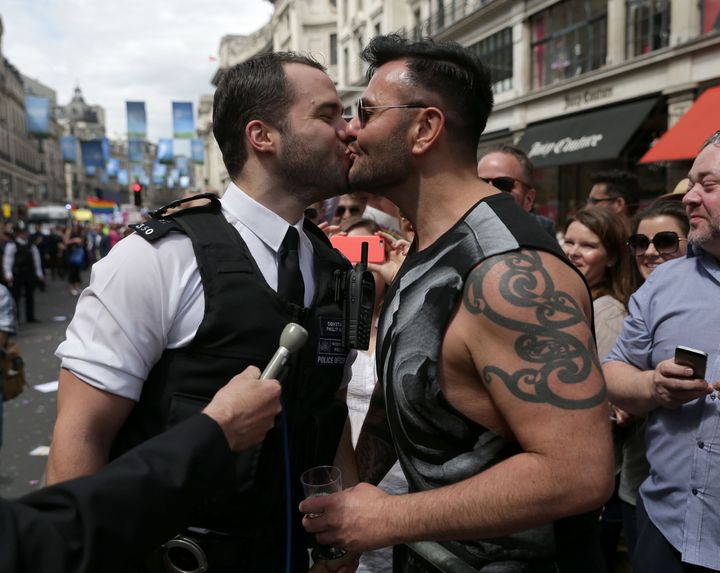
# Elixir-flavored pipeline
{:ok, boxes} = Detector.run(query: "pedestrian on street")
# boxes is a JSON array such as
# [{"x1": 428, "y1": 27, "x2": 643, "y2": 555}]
[
  {"x1": 64, "y1": 222, "x2": 85, "y2": 296},
  {"x1": 2, "y1": 227, "x2": 44, "y2": 323},
  {"x1": 0, "y1": 282, "x2": 18, "y2": 453}
]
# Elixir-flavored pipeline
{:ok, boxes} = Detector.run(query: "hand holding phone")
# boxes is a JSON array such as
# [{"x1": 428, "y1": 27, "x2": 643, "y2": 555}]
[
  {"x1": 330, "y1": 235, "x2": 385, "y2": 264},
  {"x1": 674, "y1": 345, "x2": 708, "y2": 379}
]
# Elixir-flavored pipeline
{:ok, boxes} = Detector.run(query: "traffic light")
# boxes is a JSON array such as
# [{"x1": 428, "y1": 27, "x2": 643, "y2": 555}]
[{"x1": 132, "y1": 181, "x2": 143, "y2": 207}]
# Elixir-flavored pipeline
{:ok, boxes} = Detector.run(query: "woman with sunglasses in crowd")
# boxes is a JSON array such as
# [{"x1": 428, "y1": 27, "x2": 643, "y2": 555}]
[{"x1": 611, "y1": 199, "x2": 689, "y2": 569}]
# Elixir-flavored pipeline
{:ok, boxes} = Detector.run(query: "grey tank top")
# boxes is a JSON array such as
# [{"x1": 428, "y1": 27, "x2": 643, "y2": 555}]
[{"x1": 377, "y1": 194, "x2": 596, "y2": 568}]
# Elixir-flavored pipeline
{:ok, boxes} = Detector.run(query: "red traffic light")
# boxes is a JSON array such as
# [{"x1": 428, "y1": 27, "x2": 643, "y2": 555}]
[{"x1": 132, "y1": 182, "x2": 142, "y2": 193}]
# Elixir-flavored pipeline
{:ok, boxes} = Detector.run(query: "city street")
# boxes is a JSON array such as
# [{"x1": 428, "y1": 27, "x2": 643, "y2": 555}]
[{"x1": 0, "y1": 276, "x2": 84, "y2": 499}]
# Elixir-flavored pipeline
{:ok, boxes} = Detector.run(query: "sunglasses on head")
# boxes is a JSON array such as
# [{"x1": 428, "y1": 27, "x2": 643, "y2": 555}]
[
  {"x1": 335, "y1": 205, "x2": 363, "y2": 217},
  {"x1": 356, "y1": 98, "x2": 427, "y2": 128},
  {"x1": 479, "y1": 176, "x2": 530, "y2": 193},
  {"x1": 627, "y1": 231, "x2": 687, "y2": 256}
]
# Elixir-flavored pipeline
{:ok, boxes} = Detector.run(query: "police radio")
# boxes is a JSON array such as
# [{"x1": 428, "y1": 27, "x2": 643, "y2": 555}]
[{"x1": 335, "y1": 242, "x2": 375, "y2": 351}]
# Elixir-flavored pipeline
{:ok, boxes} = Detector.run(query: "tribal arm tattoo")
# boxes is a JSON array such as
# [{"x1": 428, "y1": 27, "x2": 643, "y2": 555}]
[
  {"x1": 356, "y1": 381, "x2": 398, "y2": 484},
  {"x1": 463, "y1": 250, "x2": 605, "y2": 410}
]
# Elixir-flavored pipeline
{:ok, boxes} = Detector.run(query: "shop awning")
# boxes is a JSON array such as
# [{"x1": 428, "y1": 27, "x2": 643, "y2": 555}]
[
  {"x1": 640, "y1": 86, "x2": 720, "y2": 163},
  {"x1": 517, "y1": 98, "x2": 657, "y2": 168}
]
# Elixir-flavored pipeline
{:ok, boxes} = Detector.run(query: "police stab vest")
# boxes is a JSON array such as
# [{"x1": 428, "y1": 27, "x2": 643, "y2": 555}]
[{"x1": 111, "y1": 198, "x2": 351, "y2": 536}]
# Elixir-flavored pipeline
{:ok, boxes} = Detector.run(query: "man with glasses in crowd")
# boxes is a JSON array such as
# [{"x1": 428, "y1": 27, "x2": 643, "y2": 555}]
[
  {"x1": 302, "y1": 34, "x2": 614, "y2": 572},
  {"x1": 477, "y1": 144, "x2": 556, "y2": 237},
  {"x1": 587, "y1": 169, "x2": 639, "y2": 231},
  {"x1": 604, "y1": 130, "x2": 720, "y2": 573}
]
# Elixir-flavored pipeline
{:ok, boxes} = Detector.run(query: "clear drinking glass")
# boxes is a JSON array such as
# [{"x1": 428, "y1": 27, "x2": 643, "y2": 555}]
[{"x1": 300, "y1": 465, "x2": 347, "y2": 560}]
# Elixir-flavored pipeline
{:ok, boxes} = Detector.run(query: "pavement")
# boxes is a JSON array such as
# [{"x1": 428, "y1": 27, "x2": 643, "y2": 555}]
[{"x1": 0, "y1": 275, "x2": 86, "y2": 498}]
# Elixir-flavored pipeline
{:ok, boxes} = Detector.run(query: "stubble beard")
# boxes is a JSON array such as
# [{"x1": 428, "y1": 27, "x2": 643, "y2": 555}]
[
  {"x1": 277, "y1": 128, "x2": 349, "y2": 203},
  {"x1": 348, "y1": 124, "x2": 414, "y2": 194},
  {"x1": 688, "y1": 212, "x2": 720, "y2": 247}
]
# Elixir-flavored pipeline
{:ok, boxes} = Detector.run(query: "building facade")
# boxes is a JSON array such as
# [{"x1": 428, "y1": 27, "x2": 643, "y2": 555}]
[
  {"x1": 199, "y1": 0, "x2": 720, "y2": 223},
  {"x1": 0, "y1": 17, "x2": 60, "y2": 221},
  {"x1": 55, "y1": 85, "x2": 107, "y2": 204},
  {"x1": 415, "y1": 0, "x2": 720, "y2": 223}
]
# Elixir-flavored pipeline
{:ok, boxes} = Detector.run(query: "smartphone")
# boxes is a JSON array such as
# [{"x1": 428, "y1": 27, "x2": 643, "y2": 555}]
[
  {"x1": 674, "y1": 345, "x2": 708, "y2": 379},
  {"x1": 330, "y1": 235, "x2": 385, "y2": 264}
]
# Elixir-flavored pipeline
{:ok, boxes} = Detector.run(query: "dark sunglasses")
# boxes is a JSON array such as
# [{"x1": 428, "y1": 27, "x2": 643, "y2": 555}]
[
  {"x1": 356, "y1": 98, "x2": 427, "y2": 128},
  {"x1": 334, "y1": 205, "x2": 363, "y2": 217},
  {"x1": 627, "y1": 231, "x2": 688, "y2": 256},
  {"x1": 480, "y1": 176, "x2": 530, "y2": 193}
]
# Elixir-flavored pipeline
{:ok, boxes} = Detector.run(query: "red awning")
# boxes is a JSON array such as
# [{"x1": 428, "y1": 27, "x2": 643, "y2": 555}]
[{"x1": 640, "y1": 86, "x2": 720, "y2": 163}]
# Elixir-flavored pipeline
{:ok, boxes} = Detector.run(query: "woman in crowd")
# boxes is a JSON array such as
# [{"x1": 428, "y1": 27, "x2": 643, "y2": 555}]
[
  {"x1": 338, "y1": 217, "x2": 408, "y2": 573},
  {"x1": 562, "y1": 207, "x2": 633, "y2": 358},
  {"x1": 562, "y1": 207, "x2": 633, "y2": 571},
  {"x1": 64, "y1": 222, "x2": 85, "y2": 296},
  {"x1": 613, "y1": 199, "x2": 689, "y2": 564}
]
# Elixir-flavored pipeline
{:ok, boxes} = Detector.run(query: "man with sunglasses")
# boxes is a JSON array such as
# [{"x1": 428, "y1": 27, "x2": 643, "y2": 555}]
[
  {"x1": 302, "y1": 34, "x2": 614, "y2": 572},
  {"x1": 477, "y1": 144, "x2": 556, "y2": 238},
  {"x1": 604, "y1": 130, "x2": 720, "y2": 573},
  {"x1": 587, "y1": 170, "x2": 639, "y2": 232}
]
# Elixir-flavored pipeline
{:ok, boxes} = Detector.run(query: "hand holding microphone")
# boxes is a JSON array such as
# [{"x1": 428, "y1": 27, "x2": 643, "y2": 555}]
[{"x1": 204, "y1": 323, "x2": 308, "y2": 452}]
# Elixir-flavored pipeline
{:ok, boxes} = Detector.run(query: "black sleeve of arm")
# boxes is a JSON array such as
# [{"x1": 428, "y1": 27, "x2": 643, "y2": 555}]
[{"x1": 0, "y1": 414, "x2": 233, "y2": 573}]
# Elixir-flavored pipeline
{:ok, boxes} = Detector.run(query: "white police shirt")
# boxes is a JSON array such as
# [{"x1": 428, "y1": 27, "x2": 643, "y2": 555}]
[{"x1": 56, "y1": 183, "x2": 353, "y2": 401}]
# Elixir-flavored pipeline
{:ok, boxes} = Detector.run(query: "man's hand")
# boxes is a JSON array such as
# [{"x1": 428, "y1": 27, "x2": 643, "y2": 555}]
[
  {"x1": 649, "y1": 358, "x2": 712, "y2": 408},
  {"x1": 203, "y1": 366, "x2": 282, "y2": 452},
  {"x1": 318, "y1": 221, "x2": 342, "y2": 238},
  {"x1": 300, "y1": 483, "x2": 396, "y2": 553}
]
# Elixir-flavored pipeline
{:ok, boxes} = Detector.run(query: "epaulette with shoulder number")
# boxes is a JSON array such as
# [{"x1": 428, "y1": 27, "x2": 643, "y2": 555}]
[
  {"x1": 128, "y1": 219, "x2": 183, "y2": 242},
  {"x1": 129, "y1": 193, "x2": 222, "y2": 242}
]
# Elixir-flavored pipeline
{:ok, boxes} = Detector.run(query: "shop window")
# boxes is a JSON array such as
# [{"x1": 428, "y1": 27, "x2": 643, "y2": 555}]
[
  {"x1": 413, "y1": 9, "x2": 423, "y2": 41},
  {"x1": 626, "y1": 0, "x2": 671, "y2": 57},
  {"x1": 530, "y1": 0, "x2": 607, "y2": 90},
  {"x1": 330, "y1": 34, "x2": 338, "y2": 66},
  {"x1": 703, "y1": 0, "x2": 720, "y2": 34},
  {"x1": 468, "y1": 28, "x2": 514, "y2": 94}
]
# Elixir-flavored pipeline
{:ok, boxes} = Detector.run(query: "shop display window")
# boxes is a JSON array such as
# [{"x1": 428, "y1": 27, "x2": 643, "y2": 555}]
[
  {"x1": 530, "y1": 0, "x2": 607, "y2": 89},
  {"x1": 626, "y1": 0, "x2": 671, "y2": 57},
  {"x1": 468, "y1": 27, "x2": 514, "y2": 94},
  {"x1": 703, "y1": 0, "x2": 720, "y2": 34}
]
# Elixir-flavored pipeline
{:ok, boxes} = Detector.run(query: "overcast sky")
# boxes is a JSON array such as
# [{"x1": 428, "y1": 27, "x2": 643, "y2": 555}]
[{"x1": 1, "y1": 0, "x2": 274, "y2": 142}]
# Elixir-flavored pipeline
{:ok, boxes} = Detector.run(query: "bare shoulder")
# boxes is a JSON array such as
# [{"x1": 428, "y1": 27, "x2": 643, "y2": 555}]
[{"x1": 458, "y1": 248, "x2": 604, "y2": 412}]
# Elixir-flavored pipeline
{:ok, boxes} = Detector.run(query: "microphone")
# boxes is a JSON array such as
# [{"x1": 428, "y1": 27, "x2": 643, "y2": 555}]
[
  {"x1": 261, "y1": 323, "x2": 309, "y2": 379},
  {"x1": 235, "y1": 322, "x2": 308, "y2": 494}
]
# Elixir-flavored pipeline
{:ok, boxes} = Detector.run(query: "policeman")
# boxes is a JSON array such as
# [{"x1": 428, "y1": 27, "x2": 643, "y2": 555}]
[
  {"x1": 47, "y1": 52, "x2": 354, "y2": 572},
  {"x1": 2, "y1": 227, "x2": 44, "y2": 323}
]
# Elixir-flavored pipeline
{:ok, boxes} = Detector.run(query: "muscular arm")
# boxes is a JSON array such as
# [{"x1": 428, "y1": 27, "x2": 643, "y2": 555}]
[
  {"x1": 46, "y1": 369, "x2": 135, "y2": 484},
  {"x1": 303, "y1": 250, "x2": 614, "y2": 551},
  {"x1": 394, "y1": 251, "x2": 613, "y2": 541},
  {"x1": 355, "y1": 381, "x2": 397, "y2": 484}
]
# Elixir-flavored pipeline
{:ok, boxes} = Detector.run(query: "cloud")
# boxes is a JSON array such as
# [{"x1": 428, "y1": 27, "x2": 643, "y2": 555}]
[{"x1": 1, "y1": 0, "x2": 273, "y2": 142}]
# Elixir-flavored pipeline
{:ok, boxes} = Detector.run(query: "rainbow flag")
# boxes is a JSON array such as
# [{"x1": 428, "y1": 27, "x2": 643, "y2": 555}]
[{"x1": 87, "y1": 197, "x2": 116, "y2": 215}]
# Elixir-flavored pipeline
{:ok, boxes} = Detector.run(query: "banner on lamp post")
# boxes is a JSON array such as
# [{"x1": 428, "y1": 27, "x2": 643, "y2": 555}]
[
  {"x1": 172, "y1": 101, "x2": 194, "y2": 139},
  {"x1": 126, "y1": 101, "x2": 147, "y2": 139},
  {"x1": 25, "y1": 96, "x2": 50, "y2": 137}
]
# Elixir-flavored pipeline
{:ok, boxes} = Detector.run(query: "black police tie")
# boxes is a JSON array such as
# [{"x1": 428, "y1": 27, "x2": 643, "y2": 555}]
[{"x1": 277, "y1": 226, "x2": 305, "y2": 306}]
